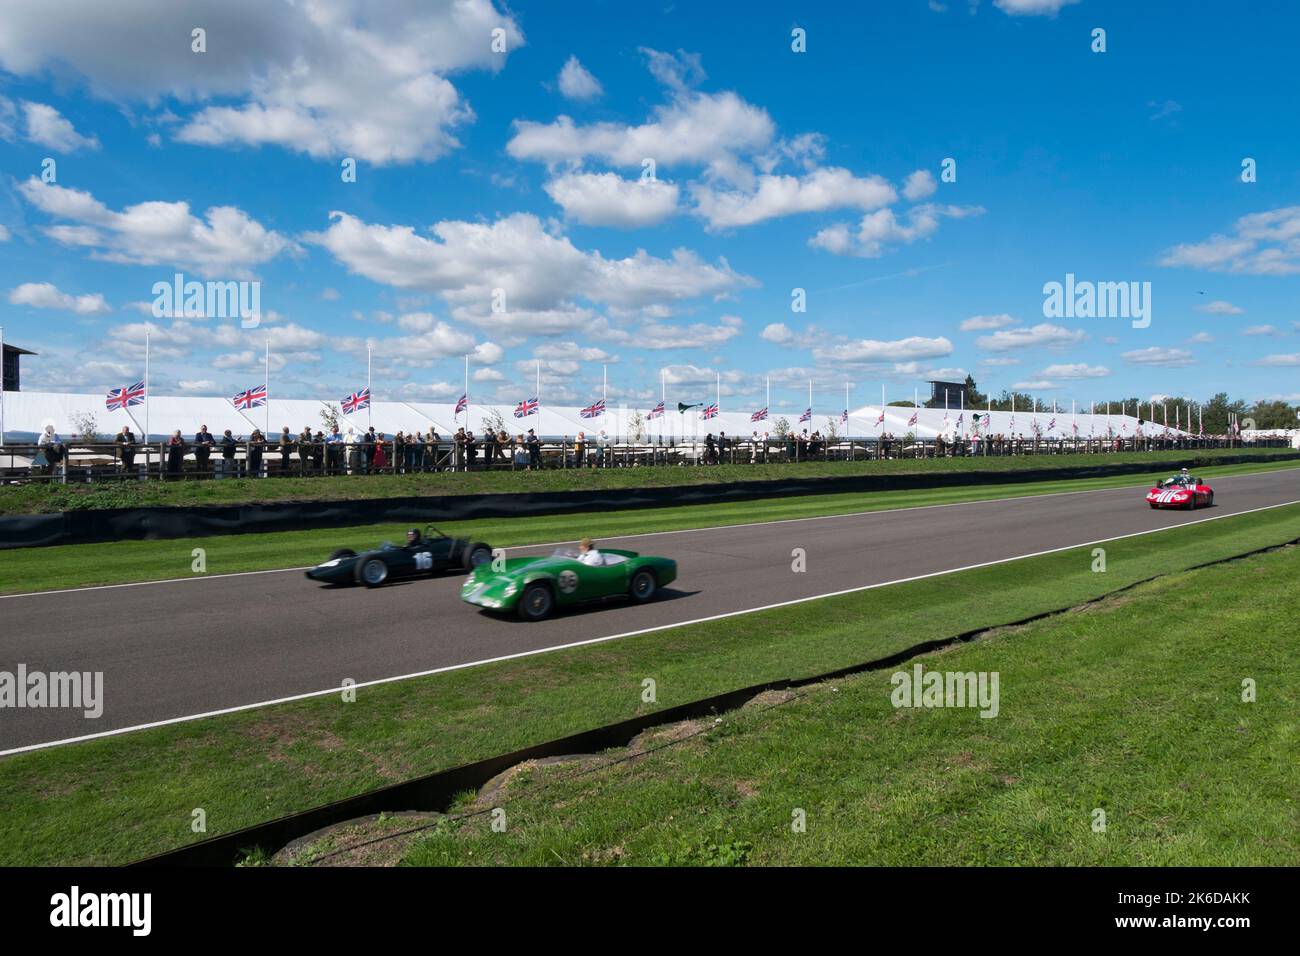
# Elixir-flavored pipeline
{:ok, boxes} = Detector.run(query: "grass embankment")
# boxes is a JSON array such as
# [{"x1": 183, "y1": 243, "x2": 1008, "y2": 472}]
[
  {"x1": 0, "y1": 447, "x2": 1290, "y2": 516},
  {"x1": 2, "y1": 456, "x2": 1296, "y2": 595},
  {"x1": 1, "y1": 500, "x2": 1297, "y2": 866},
  {"x1": 402, "y1": 539, "x2": 1300, "y2": 867}
]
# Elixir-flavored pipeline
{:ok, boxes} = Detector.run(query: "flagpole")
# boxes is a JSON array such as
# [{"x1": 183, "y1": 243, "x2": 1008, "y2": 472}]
[
  {"x1": 264, "y1": 338, "x2": 270, "y2": 435},
  {"x1": 715, "y1": 371, "x2": 720, "y2": 417},
  {"x1": 144, "y1": 330, "x2": 151, "y2": 442},
  {"x1": 366, "y1": 345, "x2": 372, "y2": 429},
  {"x1": 536, "y1": 360, "x2": 541, "y2": 431}
]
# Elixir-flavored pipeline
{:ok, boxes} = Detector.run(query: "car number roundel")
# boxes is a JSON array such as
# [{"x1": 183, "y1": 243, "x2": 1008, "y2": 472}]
[{"x1": 558, "y1": 569, "x2": 579, "y2": 593}]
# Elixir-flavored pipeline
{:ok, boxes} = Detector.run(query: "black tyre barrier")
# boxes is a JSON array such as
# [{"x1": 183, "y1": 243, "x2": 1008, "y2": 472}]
[
  {"x1": 132, "y1": 532, "x2": 1300, "y2": 867},
  {"x1": 6, "y1": 452, "x2": 1298, "y2": 550}
]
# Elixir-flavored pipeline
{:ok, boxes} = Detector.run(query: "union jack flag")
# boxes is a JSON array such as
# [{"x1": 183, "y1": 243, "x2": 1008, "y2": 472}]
[
  {"x1": 580, "y1": 398, "x2": 606, "y2": 419},
  {"x1": 454, "y1": 394, "x2": 467, "y2": 415},
  {"x1": 875, "y1": 409, "x2": 885, "y2": 427},
  {"x1": 514, "y1": 396, "x2": 539, "y2": 418},
  {"x1": 907, "y1": 410, "x2": 918, "y2": 427},
  {"x1": 231, "y1": 384, "x2": 267, "y2": 410},
  {"x1": 106, "y1": 381, "x2": 146, "y2": 411},
  {"x1": 1046, "y1": 417, "x2": 1056, "y2": 433},
  {"x1": 840, "y1": 409, "x2": 848, "y2": 425},
  {"x1": 702, "y1": 403, "x2": 719, "y2": 420},
  {"x1": 799, "y1": 407, "x2": 812, "y2": 423},
  {"x1": 955, "y1": 412, "x2": 964, "y2": 428},
  {"x1": 341, "y1": 386, "x2": 371, "y2": 415},
  {"x1": 648, "y1": 401, "x2": 665, "y2": 420},
  {"x1": 1008, "y1": 415, "x2": 1015, "y2": 432},
  {"x1": 751, "y1": 406, "x2": 768, "y2": 423}
]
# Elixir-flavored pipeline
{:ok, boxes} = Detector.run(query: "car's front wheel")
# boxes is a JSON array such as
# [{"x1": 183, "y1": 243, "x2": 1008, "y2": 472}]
[
  {"x1": 464, "y1": 542, "x2": 492, "y2": 571},
  {"x1": 358, "y1": 557, "x2": 389, "y2": 588},
  {"x1": 518, "y1": 583, "x2": 553, "y2": 620},
  {"x1": 629, "y1": 569, "x2": 657, "y2": 603}
]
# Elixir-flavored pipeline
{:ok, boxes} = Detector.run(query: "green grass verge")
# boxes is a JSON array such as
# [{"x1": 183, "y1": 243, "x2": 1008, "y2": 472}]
[
  {"x1": 2, "y1": 500, "x2": 1298, "y2": 866},
  {"x1": 1, "y1": 447, "x2": 1290, "y2": 516},
  {"x1": 403, "y1": 541, "x2": 1300, "y2": 866},
  {"x1": 4, "y1": 457, "x2": 1298, "y2": 595}
]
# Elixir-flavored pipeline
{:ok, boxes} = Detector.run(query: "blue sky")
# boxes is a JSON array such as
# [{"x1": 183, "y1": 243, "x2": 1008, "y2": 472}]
[{"x1": 1, "y1": 0, "x2": 1297, "y2": 416}]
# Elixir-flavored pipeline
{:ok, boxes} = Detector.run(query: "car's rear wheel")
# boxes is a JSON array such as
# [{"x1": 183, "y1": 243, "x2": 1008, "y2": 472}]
[
  {"x1": 629, "y1": 569, "x2": 657, "y2": 603},
  {"x1": 358, "y1": 558, "x2": 389, "y2": 588},
  {"x1": 464, "y1": 542, "x2": 492, "y2": 571},
  {"x1": 328, "y1": 548, "x2": 356, "y2": 561},
  {"x1": 518, "y1": 583, "x2": 553, "y2": 620}
]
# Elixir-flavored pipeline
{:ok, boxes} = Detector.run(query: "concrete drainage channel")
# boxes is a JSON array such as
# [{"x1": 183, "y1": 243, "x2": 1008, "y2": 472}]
[{"x1": 132, "y1": 535, "x2": 1299, "y2": 867}]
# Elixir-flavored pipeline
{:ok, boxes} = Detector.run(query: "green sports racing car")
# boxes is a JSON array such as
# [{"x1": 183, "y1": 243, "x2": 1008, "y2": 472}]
[{"x1": 461, "y1": 547, "x2": 678, "y2": 620}]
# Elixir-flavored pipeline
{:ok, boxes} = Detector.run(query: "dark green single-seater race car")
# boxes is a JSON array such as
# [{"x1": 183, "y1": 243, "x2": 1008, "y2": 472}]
[
  {"x1": 461, "y1": 547, "x2": 677, "y2": 620},
  {"x1": 307, "y1": 527, "x2": 493, "y2": 588}
]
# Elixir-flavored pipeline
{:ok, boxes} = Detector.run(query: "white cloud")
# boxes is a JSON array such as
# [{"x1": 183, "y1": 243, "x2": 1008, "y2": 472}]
[
  {"x1": 1187, "y1": 332, "x2": 1214, "y2": 344},
  {"x1": 979, "y1": 357, "x2": 1021, "y2": 366},
  {"x1": 637, "y1": 315, "x2": 744, "y2": 350},
  {"x1": 810, "y1": 203, "x2": 984, "y2": 258},
  {"x1": 1255, "y1": 353, "x2": 1300, "y2": 367},
  {"x1": 507, "y1": 90, "x2": 775, "y2": 182},
  {"x1": 1196, "y1": 299, "x2": 1243, "y2": 315},
  {"x1": 306, "y1": 211, "x2": 754, "y2": 331},
  {"x1": 544, "y1": 172, "x2": 680, "y2": 228},
  {"x1": 0, "y1": 224, "x2": 9, "y2": 242},
  {"x1": 1039, "y1": 363, "x2": 1109, "y2": 379},
  {"x1": 960, "y1": 313, "x2": 1017, "y2": 332},
  {"x1": 977, "y1": 323, "x2": 1085, "y2": 352},
  {"x1": 1159, "y1": 206, "x2": 1300, "y2": 276},
  {"x1": 8, "y1": 281, "x2": 110, "y2": 315},
  {"x1": 813, "y1": 335, "x2": 953, "y2": 365},
  {"x1": 902, "y1": 169, "x2": 937, "y2": 202},
  {"x1": 640, "y1": 48, "x2": 707, "y2": 93},
  {"x1": 0, "y1": 0, "x2": 524, "y2": 166},
  {"x1": 473, "y1": 367, "x2": 505, "y2": 382},
  {"x1": 533, "y1": 342, "x2": 617, "y2": 363},
  {"x1": 994, "y1": 0, "x2": 1080, "y2": 15},
  {"x1": 19, "y1": 178, "x2": 295, "y2": 278},
  {"x1": 21, "y1": 101, "x2": 99, "y2": 152},
  {"x1": 692, "y1": 167, "x2": 896, "y2": 230},
  {"x1": 1243, "y1": 325, "x2": 1281, "y2": 336},
  {"x1": 1011, "y1": 379, "x2": 1059, "y2": 390},
  {"x1": 1121, "y1": 347, "x2": 1196, "y2": 368},
  {"x1": 178, "y1": 379, "x2": 218, "y2": 393},
  {"x1": 557, "y1": 55, "x2": 602, "y2": 101}
]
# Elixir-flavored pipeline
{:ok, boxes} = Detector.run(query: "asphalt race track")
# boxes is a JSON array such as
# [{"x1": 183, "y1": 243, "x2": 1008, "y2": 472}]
[{"x1": 2, "y1": 468, "x2": 1297, "y2": 754}]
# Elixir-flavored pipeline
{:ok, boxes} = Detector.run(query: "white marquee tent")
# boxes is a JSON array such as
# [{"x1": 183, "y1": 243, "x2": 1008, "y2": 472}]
[{"x1": 0, "y1": 389, "x2": 1199, "y2": 443}]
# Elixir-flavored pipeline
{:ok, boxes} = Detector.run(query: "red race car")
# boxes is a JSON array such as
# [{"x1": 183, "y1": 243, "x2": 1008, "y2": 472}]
[{"x1": 1146, "y1": 471, "x2": 1214, "y2": 510}]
